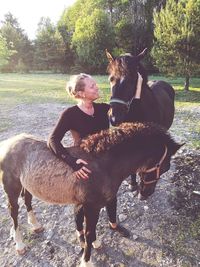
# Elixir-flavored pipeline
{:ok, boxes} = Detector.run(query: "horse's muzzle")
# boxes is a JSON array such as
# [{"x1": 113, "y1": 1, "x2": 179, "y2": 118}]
[{"x1": 109, "y1": 115, "x2": 122, "y2": 126}]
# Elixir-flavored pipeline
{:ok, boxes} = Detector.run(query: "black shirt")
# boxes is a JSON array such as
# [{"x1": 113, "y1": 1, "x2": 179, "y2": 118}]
[{"x1": 48, "y1": 102, "x2": 110, "y2": 158}]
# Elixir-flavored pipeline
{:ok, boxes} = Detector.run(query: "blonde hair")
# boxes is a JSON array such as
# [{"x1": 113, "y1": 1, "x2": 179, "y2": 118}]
[{"x1": 66, "y1": 73, "x2": 91, "y2": 98}]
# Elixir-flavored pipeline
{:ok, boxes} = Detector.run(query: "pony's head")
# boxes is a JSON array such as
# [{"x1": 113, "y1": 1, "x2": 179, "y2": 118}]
[
  {"x1": 106, "y1": 48, "x2": 147, "y2": 126},
  {"x1": 137, "y1": 139, "x2": 183, "y2": 200}
]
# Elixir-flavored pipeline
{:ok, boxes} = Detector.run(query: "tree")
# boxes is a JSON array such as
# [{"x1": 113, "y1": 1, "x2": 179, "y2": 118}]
[
  {"x1": 72, "y1": 9, "x2": 114, "y2": 73},
  {"x1": 0, "y1": 12, "x2": 33, "y2": 72},
  {"x1": 34, "y1": 17, "x2": 66, "y2": 72},
  {"x1": 0, "y1": 34, "x2": 15, "y2": 67},
  {"x1": 152, "y1": 0, "x2": 200, "y2": 90},
  {"x1": 57, "y1": 0, "x2": 170, "y2": 73}
]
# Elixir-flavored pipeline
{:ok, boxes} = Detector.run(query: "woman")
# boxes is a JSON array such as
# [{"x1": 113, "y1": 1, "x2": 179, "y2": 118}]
[{"x1": 47, "y1": 73, "x2": 129, "y2": 247}]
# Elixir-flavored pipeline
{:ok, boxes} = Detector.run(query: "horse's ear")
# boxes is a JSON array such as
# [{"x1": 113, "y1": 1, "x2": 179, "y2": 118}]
[
  {"x1": 106, "y1": 49, "x2": 114, "y2": 63},
  {"x1": 136, "y1": 48, "x2": 147, "y2": 61}
]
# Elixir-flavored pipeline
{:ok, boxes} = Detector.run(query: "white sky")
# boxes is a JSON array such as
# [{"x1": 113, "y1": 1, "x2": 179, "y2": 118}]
[{"x1": 0, "y1": 0, "x2": 76, "y2": 40}]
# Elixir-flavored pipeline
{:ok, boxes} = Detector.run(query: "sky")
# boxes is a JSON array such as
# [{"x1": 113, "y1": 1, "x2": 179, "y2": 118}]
[{"x1": 0, "y1": 0, "x2": 76, "y2": 40}]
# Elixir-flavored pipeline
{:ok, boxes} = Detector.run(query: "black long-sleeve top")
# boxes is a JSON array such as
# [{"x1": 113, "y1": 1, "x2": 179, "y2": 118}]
[{"x1": 47, "y1": 103, "x2": 110, "y2": 160}]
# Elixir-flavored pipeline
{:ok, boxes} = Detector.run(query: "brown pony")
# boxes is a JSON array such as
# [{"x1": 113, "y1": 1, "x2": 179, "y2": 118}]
[{"x1": 0, "y1": 122, "x2": 181, "y2": 266}]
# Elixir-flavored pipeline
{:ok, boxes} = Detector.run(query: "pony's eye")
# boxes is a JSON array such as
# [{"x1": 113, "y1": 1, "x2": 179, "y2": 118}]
[{"x1": 109, "y1": 76, "x2": 115, "y2": 83}]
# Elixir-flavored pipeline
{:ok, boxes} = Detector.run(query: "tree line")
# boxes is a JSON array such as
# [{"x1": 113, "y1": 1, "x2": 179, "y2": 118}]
[{"x1": 0, "y1": 0, "x2": 200, "y2": 89}]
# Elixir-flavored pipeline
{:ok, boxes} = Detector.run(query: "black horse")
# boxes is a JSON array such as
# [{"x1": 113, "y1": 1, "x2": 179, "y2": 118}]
[
  {"x1": 106, "y1": 49, "x2": 175, "y2": 190},
  {"x1": 0, "y1": 122, "x2": 181, "y2": 266}
]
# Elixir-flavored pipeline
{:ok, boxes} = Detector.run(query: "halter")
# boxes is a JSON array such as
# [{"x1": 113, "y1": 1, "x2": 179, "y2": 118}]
[
  {"x1": 110, "y1": 98, "x2": 134, "y2": 111},
  {"x1": 109, "y1": 72, "x2": 143, "y2": 112},
  {"x1": 139, "y1": 146, "x2": 168, "y2": 185}
]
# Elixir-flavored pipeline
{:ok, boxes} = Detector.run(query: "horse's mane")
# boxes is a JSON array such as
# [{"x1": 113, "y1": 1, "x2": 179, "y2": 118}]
[
  {"x1": 107, "y1": 54, "x2": 148, "y2": 84},
  {"x1": 80, "y1": 122, "x2": 174, "y2": 154}
]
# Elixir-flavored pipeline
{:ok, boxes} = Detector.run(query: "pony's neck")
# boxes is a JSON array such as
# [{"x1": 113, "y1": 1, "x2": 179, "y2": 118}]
[{"x1": 104, "y1": 147, "x2": 147, "y2": 184}]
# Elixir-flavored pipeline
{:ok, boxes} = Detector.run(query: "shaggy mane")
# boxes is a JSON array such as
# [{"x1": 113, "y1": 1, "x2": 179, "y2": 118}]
[{"x1": 80, "y1": 122, "x2": 169, "y2": 154}]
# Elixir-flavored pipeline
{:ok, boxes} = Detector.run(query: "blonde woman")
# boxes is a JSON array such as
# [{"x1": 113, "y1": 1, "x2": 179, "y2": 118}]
[{"x1": 47, "y1": 73, "x2": 129, "y2": 247}]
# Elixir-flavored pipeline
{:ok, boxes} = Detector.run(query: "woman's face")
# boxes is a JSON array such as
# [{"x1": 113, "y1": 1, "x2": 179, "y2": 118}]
[{"x1": 81, "y1": 77, "x2": 99, "y2": 101}]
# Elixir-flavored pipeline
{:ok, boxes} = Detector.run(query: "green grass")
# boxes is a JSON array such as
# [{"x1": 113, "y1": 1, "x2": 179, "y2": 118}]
[
  {"x1": 149, "y1": 75, "x2": 200, "y2": 107},
  {"x1": 0, "y1": 73, "x2": 199, "y2": 107}
]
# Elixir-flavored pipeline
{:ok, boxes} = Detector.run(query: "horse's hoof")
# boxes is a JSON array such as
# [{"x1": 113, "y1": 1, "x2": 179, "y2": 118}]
[
  {"x1": 33, "y1": 226, "x2": 44, "y2": 233},
  {"x1": 92, "y1": 240, "x2": 102, "y2": 249}
]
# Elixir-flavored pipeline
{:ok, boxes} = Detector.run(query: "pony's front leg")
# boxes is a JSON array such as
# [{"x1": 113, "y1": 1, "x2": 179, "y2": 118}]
[
  {"x1": 24, "y1": 189, "x2": 44, "y2": 233},
  {"x1": 27, "y1": 210, "x2": 44, "y2": 233},
  {"x1": 80, "y1": 205, "x2": 100, "y2": 267}
]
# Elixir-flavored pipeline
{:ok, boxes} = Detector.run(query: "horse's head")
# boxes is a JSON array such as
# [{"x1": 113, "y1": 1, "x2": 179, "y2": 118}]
[
  {"x1": 106, "y1": 48, "x2": 147, "y2": 126},
  {"x1": 137, "y1": 141, "x2": 183, "y2": 200}
]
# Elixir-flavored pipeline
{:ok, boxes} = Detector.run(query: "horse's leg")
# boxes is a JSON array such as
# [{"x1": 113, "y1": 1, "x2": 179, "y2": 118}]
[
  {"x1": 129, "y1": 174, "x2": 138, "y2": 192},
  {"x1": 24, "y1": 189, "x2": 44, "y2": 233},
  {"x1": 80, "y1": 205, "x2": 100, "y2": 267},
  {"x1": 3, "y1": 176, "x2": 26, "y2": 255}
]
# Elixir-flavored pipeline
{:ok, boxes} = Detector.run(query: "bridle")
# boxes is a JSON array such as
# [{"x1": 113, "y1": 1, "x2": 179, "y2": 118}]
[
  {"x1": 109, "y1": 72, "x2": 142, "y2": 112},
  {"x1": 139, "y1": 146, "x2": 168, "y2": 185},
  {"x1": 110, "y1": 97, "x2": 134, "y2": 112}
]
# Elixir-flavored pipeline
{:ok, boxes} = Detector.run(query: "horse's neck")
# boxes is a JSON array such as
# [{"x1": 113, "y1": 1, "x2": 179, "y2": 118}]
[
  {"x1": 141, "y1": 83, "x2": 154, "y2": 101},
  {"x1": 127, "y1": 83, "x2": 158, "y2": 122}
]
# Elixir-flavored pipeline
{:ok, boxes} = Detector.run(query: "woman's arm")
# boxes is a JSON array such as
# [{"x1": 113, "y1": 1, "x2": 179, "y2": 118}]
[{"x1": 47, "y1": 109, "x2": 91, "y2": 178}]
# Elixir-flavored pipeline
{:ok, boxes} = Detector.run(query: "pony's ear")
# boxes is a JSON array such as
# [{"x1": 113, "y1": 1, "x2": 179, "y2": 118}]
[
  {"x1": 106, "y1": 49, "x2": 114, "y2": 63},
  {"x1": 171, "y1": 142, "x2": 184, "y2": 155},
  {"x1": 136, "y1": 48, "x2": 147, "y2": 61}
]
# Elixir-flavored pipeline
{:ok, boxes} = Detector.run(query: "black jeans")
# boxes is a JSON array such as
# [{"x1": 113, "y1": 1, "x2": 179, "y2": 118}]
[{"x1": 74, "y1": 197, "x2": 117, "y2": 231}]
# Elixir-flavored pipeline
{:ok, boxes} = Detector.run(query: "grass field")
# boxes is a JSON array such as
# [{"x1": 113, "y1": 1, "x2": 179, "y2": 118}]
[{"x1": 0, "y1": 73, "x2": 200, "y2": 107}]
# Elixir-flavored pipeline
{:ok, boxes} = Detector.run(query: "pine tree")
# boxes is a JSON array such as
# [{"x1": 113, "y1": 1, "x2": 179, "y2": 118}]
[{"x1": 152, "y1": 0, "x2": 200, "y2": 90}]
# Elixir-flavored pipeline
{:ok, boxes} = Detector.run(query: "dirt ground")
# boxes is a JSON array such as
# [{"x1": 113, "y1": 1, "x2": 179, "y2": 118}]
[{"x1": 0, "y1": 103, "x2": 200, "y2": 267}]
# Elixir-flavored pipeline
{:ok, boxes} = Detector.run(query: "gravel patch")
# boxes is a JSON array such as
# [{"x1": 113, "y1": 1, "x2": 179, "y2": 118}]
[{"x1": 0, "y1": 103, "x2": 199, "y2": 267}]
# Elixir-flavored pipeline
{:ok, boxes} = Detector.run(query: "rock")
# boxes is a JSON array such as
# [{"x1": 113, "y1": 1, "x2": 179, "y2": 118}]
[
  {"x1": 119, "y1": 214, "x2": 127, "y2": 222},
  {"x1": 132, "y1": 234, "x2": 139, "y2": 240}
]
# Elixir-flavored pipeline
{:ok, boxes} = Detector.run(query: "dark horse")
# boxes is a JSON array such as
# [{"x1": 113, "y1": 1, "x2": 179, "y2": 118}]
[
  {"x1": 106, "y1": 49, "x2": 175, "y2": 190},
  {"x1": 0, "y1": 122, "x2": 181, "y2": 266}
]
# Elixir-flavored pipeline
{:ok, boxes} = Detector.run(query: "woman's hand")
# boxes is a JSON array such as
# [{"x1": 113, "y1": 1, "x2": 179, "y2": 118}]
[{"x1": 75, "y1": 159, "x2": 91, "y2": 180}]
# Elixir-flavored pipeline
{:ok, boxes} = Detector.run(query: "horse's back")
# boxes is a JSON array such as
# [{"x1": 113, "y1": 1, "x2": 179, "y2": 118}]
[
  {"x1": 148, "y1": 80, "x2": 175, "y2": 101},
  {"x1": 146, "y1": 80, "x2": 175, "y2": 129}
]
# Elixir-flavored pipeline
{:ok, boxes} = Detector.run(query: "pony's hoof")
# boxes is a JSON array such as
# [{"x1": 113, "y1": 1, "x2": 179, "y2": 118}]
[
  {"x1": 17, "y1": 247, "x2": 26, "y2": 255},
  {"x1": 16, "y1": 243, "x2": 26, "y2": 255},
  {"x1": 80, "y1": 258, "x2": 94, "y2": 267},
  {"x1": 77, "y1": 233, "x2": 85, "y2": 248},
  {"x1": 33, "y1": 226, "x2": 44, "y2": 233},
  {"x1": 92, "y1": 240, "x2": 102, "y2": 249}
]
